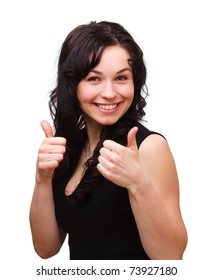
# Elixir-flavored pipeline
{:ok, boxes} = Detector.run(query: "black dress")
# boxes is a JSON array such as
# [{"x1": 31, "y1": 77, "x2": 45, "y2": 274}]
[{"x1": 53, "y1": 123, "x2": 159, "y2": 260}]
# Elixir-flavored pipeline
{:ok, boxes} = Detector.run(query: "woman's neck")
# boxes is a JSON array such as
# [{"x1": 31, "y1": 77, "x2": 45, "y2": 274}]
[{"x1": 85, "y1": 123, "x2": 103, "y2": 156}]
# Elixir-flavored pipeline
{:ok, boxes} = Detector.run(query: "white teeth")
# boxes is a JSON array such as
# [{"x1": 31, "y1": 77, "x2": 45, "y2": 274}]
[{"x1": 96, "y1": 104, "x2": 118, "y2": 110}]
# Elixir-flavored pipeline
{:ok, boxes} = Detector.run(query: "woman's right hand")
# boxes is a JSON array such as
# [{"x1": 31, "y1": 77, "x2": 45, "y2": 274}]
[{"x1": 36, "y1": 120, "x2": 67, "y2": 181}]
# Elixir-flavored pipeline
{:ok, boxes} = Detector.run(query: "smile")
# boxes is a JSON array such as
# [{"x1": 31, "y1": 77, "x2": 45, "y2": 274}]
[{"x1": 95, "y1": 103, "x2": 119, "y2": 110}]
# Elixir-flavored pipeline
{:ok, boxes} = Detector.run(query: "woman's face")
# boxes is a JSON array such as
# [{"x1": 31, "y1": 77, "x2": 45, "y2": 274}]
[{"x1": 77, "y1": 45, "x2": 134, "y2": 130}]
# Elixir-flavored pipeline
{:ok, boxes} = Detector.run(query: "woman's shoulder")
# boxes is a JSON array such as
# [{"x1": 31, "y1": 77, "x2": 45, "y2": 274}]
[
  {"x1": 136, "y1": 122, "x2": 165, "y2": 146},
  {"x1": 137, "y1": 123, "x2": 174, "y2": 173}
]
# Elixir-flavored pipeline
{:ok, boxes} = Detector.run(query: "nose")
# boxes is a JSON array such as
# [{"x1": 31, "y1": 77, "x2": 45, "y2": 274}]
[{"x1": 100, "y1": 81, "x2": 117, "y2": 99}]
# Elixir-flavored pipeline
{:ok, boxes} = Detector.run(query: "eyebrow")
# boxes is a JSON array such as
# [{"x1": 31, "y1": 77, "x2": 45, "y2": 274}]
[{"x1": 90, "y1": 67, "x2": 132, "y2": 74}]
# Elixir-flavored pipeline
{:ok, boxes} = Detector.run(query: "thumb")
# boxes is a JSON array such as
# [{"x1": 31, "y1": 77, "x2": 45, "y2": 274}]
[
  {"x1": 40, "y1": 120, "x2": 54, "y2": 138},
  {"x1": 127, "y1": 127, "x2": 138, "y2": 150}
]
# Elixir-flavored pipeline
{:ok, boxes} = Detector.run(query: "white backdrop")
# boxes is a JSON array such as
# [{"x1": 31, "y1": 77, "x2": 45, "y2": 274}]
[{"x1": 0, "y1": 0, "x2": 212, "y2": 279}]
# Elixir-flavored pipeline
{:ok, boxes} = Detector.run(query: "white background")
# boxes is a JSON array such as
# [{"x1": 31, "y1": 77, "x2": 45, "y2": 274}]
[{"x1": 0, "y1": 0, "x2": 212, "y2": 278}]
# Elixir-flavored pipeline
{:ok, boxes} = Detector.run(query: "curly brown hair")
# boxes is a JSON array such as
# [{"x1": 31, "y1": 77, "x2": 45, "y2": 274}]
[{"x1": 50, "y1": 21, "x2": 148, "y2": 200}]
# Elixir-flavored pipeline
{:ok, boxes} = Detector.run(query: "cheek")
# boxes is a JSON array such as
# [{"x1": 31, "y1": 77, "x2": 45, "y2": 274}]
[
  {"x1": 123, "y1": 85, "x2": 134, "y2": 102},
  {"x1": 77, "y1": 87, "x2": 90, "y2": 104},
  {"x1": 77, "y1": 83, "x2": 98, "y2": 103}
]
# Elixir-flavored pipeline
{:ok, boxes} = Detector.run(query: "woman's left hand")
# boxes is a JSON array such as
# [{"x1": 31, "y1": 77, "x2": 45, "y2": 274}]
[{"x1": 97, "y1": 127, "x2": 143, "y2": 189}]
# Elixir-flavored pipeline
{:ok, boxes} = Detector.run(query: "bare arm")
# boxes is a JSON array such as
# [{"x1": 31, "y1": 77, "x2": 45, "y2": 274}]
[
  {"x1": 128, "y1": 134, "x2": 187, "y2": 259},
  {"x1": 29, "y1": 121, "x2": 67, "y2": 259},
  {"x1": 30, "y1": 178, "x2": 66, "y2": 258},
  {"x1": 97, "y1": 128, "x2": 187, "y2": 259}
]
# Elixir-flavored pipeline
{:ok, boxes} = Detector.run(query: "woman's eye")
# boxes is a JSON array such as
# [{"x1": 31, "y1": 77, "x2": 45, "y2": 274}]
[
  {"x1": 88, "y1": 76, "x2": 99, "y2": 82},
  {"x1": 117, "y1": 76, "x2": 127, "y2": 81}
]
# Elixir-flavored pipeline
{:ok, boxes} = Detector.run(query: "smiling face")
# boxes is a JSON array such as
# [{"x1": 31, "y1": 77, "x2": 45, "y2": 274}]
[{"x1": 77, "y1": 45, "x2": 134, "y2": 131}]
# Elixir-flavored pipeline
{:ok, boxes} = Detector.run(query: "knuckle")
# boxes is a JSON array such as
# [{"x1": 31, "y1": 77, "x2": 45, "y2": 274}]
[
  {"x1": 115, "y1": 146, "x2": 122, "y2": 155},
  {"x1": 58, "y1": 154, "x2": 64, "y2": 162},
  {"x1": 42, "y1": 138, "x2": 51, "y2": 144},
  {"x1": 106, "y1": 170, "x2": 113, "y2": 180},
  {"x1": 99, "y1": 147, "x2": 104, "y2": 154},
  {"x1": 52, "y1": 160, "x2": 59, "y2": 168},
  {"x1": 103, "y1": 140, "x2": 110, "y2": 147},
  {"x1": 98, "y1": 155, "x2": 101, "y2": 162},
  {"x1": 38, "y1": 143, "x2": 50, "y2": 154},
  {"x1": 37, "y1": 154, "x2": 43, "y2": 161},
  {"x1": 38, "y1": 146, "x2": 45, "y2": 154},
  {"x1": 110, "y1": 163, "x2": 117, "y2": 171},
  {"x1": 37, "y1": 161, "x2": 46, "y2": 171},
  {"x1": 56, "y1": 137, "x2": 66, "y2": 145}
]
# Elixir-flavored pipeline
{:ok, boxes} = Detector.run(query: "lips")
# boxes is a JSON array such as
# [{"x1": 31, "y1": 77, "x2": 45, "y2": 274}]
[{"x1": 95, "y1": 103, "x2": 119, "y2": 110}]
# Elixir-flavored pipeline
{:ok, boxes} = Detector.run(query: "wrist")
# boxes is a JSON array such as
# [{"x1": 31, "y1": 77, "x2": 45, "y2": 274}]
[
  {"x1": 35, "y1": 172, "x2": 53, "y2": 186},
  {"x1": 127, "y1": 175, "x2": 153, "y2": 201}
]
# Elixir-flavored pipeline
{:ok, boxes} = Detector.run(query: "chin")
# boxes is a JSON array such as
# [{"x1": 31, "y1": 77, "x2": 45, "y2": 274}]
[{"x1": 98, "y1": 118, "x2": 120, "y2": 126}]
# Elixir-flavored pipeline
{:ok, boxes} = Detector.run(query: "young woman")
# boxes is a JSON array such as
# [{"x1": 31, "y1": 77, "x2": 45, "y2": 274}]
[{"x1": 30, "y1": 21, "x2": 187, "y2": 260}]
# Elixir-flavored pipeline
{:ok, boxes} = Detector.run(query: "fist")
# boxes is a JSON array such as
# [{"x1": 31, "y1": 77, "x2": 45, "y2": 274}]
[
  {"x1": 97, "y1": 127, "x2": 140, "y2": 188},
  {"x1": 36, "y1": 120, "x2": 66, "y2": 179}
]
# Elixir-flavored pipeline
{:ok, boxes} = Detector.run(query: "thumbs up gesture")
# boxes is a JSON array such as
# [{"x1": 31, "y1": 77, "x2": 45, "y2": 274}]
[
  {"x1": 36, "y1": 120, "x2": 67, "y2": 181},
  {"x1": 97, "y1": 127, "x2": 142, "y2": 189}
]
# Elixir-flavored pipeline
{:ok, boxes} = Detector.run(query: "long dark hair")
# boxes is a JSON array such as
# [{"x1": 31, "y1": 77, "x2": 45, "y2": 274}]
[{"x1": 50, "y1": 21, "x2": 147, "y2": 200}]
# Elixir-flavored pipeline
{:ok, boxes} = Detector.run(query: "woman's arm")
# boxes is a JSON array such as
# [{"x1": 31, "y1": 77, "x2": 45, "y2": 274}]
[
  {"x1": 128, "y1": 134, "x2": 187, "y2": 259},
  {"x1": 29, "y1": 120, "x2": 67, "y2": 259},
  {"x1": 97, "y1": 128, "x2": 187, "y2": 259},
  {"x1": 30, "y1": 177, "x2": 66, "y2": 258}
]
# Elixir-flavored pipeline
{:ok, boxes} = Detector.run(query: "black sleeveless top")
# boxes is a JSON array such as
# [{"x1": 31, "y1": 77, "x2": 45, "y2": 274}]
[{"x1": 53, "y1": 123, "x2": 157, "y2": 260}]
